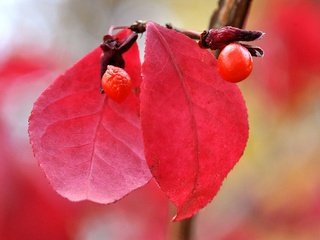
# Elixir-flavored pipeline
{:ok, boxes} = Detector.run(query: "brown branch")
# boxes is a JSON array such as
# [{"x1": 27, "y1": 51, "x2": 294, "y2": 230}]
[
  {"x1": 169, "y1": 217, "x2": 195, "y2": 240},
  {"x1": 209, "y1": 0, "x2": 253, "y2": 28}
]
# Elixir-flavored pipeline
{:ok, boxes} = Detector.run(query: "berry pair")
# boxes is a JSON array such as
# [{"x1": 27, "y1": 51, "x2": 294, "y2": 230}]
[
  {"x1": 100, "y1": 24, "x2": 263, "y2": 103},
  {"x1": 102, "y1": 43, "x2": 253, "y2": 104},
  {"x1": 102, "y1": 43, "x2": 254, "y2": 103}
]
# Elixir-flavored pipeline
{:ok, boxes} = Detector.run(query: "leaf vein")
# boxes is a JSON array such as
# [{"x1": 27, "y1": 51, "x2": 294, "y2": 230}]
[{"x1": 152, "y1": 25, "x2": 200, "y2": 204}]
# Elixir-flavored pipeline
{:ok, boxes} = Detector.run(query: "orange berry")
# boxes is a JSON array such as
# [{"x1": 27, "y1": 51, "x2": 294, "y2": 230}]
[
  {"x1": 217, "y1": 43, "x2": 253, "y2": 83},
  {"x1": 101, "y1": 65, "x2": 132, "y2": 103}
]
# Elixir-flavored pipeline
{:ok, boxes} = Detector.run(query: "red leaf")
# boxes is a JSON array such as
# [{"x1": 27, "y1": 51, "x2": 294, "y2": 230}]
[
  {"x1": 28, "y1": 31, "x2": 151, "y2": 203},
  {"x1": 140, "y1": 22, "x2": 249, "y2": 220}
]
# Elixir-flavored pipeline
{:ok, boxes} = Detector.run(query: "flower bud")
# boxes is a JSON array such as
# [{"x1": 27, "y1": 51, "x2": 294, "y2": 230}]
[{"x1": 199, "y1": 26, "x2": 264, "y2": 50}]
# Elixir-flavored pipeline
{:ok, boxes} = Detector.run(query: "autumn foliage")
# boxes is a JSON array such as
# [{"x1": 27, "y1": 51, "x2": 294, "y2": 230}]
[{"x1": 28, "y1": 22, "x2": 249, "y2": 220}]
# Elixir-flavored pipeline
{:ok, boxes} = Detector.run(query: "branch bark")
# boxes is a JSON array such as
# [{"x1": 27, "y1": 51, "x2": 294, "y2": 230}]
[{"x1": 209, "y1": 0, "x2": 253, "y2": 28}]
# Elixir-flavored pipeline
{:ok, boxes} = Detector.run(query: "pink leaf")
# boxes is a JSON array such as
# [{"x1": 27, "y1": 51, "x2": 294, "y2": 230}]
[
  {"x1": 140, "y1": 22, "x2": 249, "y2": 221},
  {"x1": 29, "y1": 31, "x2": 151, "y2": 203}
]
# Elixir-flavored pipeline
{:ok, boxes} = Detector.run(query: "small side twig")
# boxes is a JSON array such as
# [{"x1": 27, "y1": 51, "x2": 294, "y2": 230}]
[{"x1": 165, "y1": 23, "x2": 201, "y2": 40}]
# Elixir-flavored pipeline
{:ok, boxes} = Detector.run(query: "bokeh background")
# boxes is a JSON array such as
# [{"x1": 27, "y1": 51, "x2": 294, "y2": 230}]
[{"x1": 1, "y1": 0, "x2": 320, "y2": 239}]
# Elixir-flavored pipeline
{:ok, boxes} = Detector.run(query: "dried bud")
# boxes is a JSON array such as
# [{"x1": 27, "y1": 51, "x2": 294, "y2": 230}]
[
  {"x1": 100, "y1": 36, "x2": 124, "y2": 78},
  {"x1": 199, "y1": 26, "x2": 264, "y2": 50},
  {"x1": 100, "y1": 32, "x2": 138, "y2": 78}
]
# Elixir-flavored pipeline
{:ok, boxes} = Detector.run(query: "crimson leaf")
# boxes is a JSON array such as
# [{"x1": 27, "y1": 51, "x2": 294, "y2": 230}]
[
  {"x1": 29, "y1": 31, "x2": 151, "y2": 203},
  {"x1": 141, "y1": 22, "x2": 249, "y2": 221}
]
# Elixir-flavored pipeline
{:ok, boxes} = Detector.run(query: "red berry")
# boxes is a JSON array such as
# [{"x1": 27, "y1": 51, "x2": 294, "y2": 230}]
[
  {"x1": 101, "y1": 65, "x2": 132, "y2": 103},
  {"x1": 217, "y1": 43, "x2": 253, "y2": 83}
]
